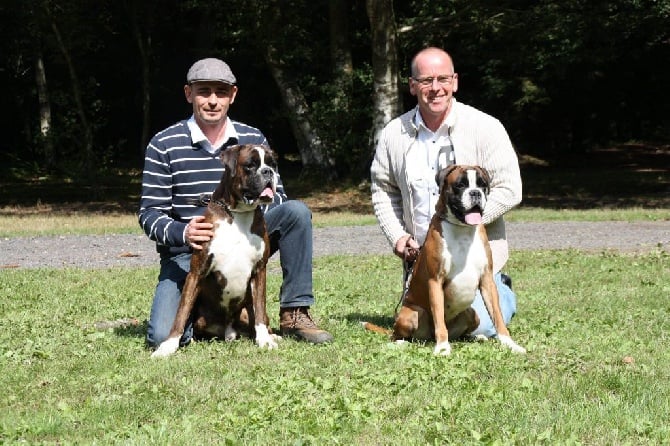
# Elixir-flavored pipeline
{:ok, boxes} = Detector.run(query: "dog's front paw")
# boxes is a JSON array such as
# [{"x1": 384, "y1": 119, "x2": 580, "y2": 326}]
[
  {"x1": 255, "y1": 324, "x2": 279, "y2": 350},
  {"x1": 498, "y1": 335, "x2": 526, "y2": 354},
  {"x1": 151, "y1": 337, "x2": 180, "y2": 358},
  {"x1": 224, "y1": 324, "x2": 238, "y2": 342},
  {"x1": 433, "y1": 340, "x2": 452, "y2": 356}
]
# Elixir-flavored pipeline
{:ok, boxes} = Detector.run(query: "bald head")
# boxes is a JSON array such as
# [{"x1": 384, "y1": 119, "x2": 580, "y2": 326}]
[{"x1": 411, "y1": 48, "x2": 454, "y2": 77}]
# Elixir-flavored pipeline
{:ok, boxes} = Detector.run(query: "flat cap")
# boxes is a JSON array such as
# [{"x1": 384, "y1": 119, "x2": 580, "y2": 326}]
[{"x1": 186, "y1": 58, "x2": 236, "y2": 85}]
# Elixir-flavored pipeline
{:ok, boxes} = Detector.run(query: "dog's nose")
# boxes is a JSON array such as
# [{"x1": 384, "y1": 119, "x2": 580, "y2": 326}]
[
  {"x1": 469, "y1": 190, "x2": 481, "y2": 200},
  {"x1": 260, "y1": 166, "x2": 274, "y2": 177}
]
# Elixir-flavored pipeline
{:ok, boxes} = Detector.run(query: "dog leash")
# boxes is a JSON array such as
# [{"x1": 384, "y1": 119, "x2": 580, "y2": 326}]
[
  {"x1": 394, "y1": 259, "x2": 414, "y2": 316},
  {"x1": 394, "y1": 242, "x2": 418, "y2": 316}
]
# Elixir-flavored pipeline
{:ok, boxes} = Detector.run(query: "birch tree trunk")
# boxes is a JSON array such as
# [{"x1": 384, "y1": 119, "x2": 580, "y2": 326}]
[
  {"x1": 50, "y1": 18, "x2": 94, "y2": 171},
  {"x1": 366, "y1": 0, "x2": 400, "y2": 152},
  {"x1": 127, "y1": 1, "x2": 153, "y2": 159},
  {"x1": 329, "y1": 0, "x2": 353, "y2": 106},
  {"x1": 34, "y1": 49, "x2": 53, "y2": 169},
  {"x1": 261, "y1": 0, "x2": 335, "y2": 177},
  {"x1": 264, "y1": 43, "x2": 335, "y2": 177}
]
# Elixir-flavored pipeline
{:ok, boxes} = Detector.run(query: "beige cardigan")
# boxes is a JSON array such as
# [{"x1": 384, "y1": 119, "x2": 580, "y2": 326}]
[{"x1": 370, "y1": 99, "x2": 522, "y2": 273}]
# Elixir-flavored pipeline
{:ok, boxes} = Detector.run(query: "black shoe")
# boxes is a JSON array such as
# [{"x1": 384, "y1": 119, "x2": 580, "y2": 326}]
[{"x1": 501, "y1": 273, "x2": 512, "y2": 290}]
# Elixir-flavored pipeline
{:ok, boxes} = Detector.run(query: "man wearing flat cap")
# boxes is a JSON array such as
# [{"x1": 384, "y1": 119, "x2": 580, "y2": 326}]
[{"x1": 139, "y1": 58, "x2": 333, "y2": 348}]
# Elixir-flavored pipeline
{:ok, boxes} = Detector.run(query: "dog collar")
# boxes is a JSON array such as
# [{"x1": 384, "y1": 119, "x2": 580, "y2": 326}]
[
  {"x1": 188, "y1": 193, "x2": 231, "y2": 212},
  {"x1": 210, "y1": 198, "x2": 230, "y2": 211}
]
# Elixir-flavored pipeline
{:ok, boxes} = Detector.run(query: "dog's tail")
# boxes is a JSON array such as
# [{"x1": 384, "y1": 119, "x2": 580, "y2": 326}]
[{"x1": 360, "y1": 321, "x2": 393, "y2": 336}]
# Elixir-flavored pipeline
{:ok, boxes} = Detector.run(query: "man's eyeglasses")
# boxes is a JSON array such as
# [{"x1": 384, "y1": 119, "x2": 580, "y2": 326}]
[{"x1": 412, "y1": 75, "x2": 455, "y2": 87}]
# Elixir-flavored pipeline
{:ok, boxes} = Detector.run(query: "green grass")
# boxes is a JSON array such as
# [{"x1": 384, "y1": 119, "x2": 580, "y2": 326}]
[
  {"x1": 1, "y1": 250, "x2": 669, "y2": 444},
  {"x1": 506, "y1": 207, "x2": 670, "y2": 222}
]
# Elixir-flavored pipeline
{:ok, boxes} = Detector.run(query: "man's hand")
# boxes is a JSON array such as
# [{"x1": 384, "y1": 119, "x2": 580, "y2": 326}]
[
  {"x1": 394, "y1": 234, "x2": 420, "y2": 262},
  {"x1": 185, "y1": 215, "x2": 214, "y2": 250}
]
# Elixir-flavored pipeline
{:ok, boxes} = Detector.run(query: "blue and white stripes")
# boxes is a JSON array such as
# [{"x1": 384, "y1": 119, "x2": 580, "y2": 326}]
[{"x1": 138, "y1": 119, "x2": 288, "y2": 255}]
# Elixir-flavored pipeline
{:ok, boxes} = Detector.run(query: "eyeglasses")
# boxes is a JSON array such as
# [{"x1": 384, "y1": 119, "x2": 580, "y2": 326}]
[{"x1": 412, "y1": 75, "x2": 455, "y2": 87}]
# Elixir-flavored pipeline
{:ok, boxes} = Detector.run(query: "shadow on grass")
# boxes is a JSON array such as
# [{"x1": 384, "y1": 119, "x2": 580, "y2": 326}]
[
  {"x1": 345, "y1": 312, "x2": 395, "y2": 329},
  {"x1": 113, "y1": 320, "x2": 147, "y2": 339}
]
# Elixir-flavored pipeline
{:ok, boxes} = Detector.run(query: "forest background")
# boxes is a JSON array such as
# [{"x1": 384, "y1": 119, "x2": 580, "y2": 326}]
[{"x1": 1, "y1": 0, "x2": 668, "y2": 186}]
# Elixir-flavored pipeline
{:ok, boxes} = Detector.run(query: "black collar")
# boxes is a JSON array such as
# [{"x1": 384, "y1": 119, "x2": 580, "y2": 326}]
[{"x1": 188, "y1": 193, "x2": 230, "y2": 212}]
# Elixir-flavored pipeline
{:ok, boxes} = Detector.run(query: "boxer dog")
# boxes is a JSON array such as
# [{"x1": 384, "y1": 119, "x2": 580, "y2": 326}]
[
  {"x1": 365, "y1": 165, "x2": 525, "y2": 356},
  {"x1": 152, "y1": 144, "x2": 280, "y2": 358}
]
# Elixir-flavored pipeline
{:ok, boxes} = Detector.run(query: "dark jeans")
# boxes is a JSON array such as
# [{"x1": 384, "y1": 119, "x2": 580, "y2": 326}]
[{"x1": 146, "y1": 200, "x2": 314, "y2": 347}]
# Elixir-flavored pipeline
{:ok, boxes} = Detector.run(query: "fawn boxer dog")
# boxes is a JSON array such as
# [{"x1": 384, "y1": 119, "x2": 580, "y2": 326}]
[
  {"x1": 365, "y1": 165, "x2": 525, "y2": 356},
  {"x1": 152, "y1": 144, "x2": 280, "y2": 358}
]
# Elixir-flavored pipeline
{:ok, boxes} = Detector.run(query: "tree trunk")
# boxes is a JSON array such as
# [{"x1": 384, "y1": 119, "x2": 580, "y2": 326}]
[
  {"x1": 264, "y1": 43, "x2": 335, "y2": 177},
  {"x1": 366, "y1": 0, "x2": 400, "y2": 154},
  {"x1": 127, "y1": 1, "x2": 153, "y2": 160},
  {"x1": 34, "y1": 48, "x2": 54, "y2": 169},
  {"x1": 329, "y1": 0, "x2": 353, "y2": 105},
  {"x1": 260, "y1": 0, "x2": 335, "y2": 178},
  {"x1": 50, "y1": 18, "x2": 94, "y2": 172}
]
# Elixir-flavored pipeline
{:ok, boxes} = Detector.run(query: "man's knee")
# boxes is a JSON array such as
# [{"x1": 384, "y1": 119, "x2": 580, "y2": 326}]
[
  {"x1": 470, "y1": 274, "x2": 518, "y2": 338},
  {"x1": 281, "y1": 200, "x2": 312, "y2": 226},
  {"x1": 146, "y1": 317, "x2": 192, "y2": 348},
  {"x1": 146, "y1": 324, "x2": 169, "y2": 348}
]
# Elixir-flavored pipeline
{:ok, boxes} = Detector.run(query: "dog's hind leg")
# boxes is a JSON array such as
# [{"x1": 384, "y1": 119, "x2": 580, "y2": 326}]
[
  {"x1": 393, "y1": 304, "x2": 434, "y2": 344},
  {"x1": 447, "y1": 307, "x2": 480, "y2": 340}
]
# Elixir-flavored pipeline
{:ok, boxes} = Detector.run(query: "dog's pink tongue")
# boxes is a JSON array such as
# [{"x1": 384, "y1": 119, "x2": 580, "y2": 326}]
[
  {"x1": 464, "y1": 212, "x2": 482, "y2": 225},
  {"x1": 260, "y1": 187, "x2": 274, "y2": 199}
]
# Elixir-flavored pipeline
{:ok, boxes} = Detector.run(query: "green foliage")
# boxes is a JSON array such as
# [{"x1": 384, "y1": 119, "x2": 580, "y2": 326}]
[
  {"x1": 1, "y1": 0, "x2": 668, "y2": 177},
  {"x1": 396, "y1": 0, "x2": 670, "y2": 154},
  {"x1": 1, "y1": 250, "x2": 669, "y2": 444}
]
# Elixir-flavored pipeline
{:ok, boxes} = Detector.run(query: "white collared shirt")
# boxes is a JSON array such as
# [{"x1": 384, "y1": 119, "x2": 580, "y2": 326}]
[
  {"x1": 405, "y1": 112, "x2": 455, "y2": 244},
  {"x1": 187, "y1": 116, "x2": 238, "y2": 153}
]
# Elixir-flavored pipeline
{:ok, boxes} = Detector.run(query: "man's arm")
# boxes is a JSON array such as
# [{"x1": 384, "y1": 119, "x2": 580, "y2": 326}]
[
  {"x1": 370, "y1": 126, "x2": 412, "y2": 253},
  {"x1": 478, "y1": 119, "x2": 522, "y2": 225},
  {"x1": 138, "y1": 139, "x2": 189, "y2": 247}
]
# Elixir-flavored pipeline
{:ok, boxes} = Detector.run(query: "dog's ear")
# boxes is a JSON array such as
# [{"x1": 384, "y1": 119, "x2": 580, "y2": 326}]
[
  {"x1": 475, "y1": 166, "x2": 491, "y2": 192},
  {"x1": 221, "y1": 145, "x2": 240, "y2": 176},
  {"x1": 435, "y1": 164, "x2": 458, "y2": 188},
  {"x1": 261, "y1": 144, "x2": 279, "y2": 171}
]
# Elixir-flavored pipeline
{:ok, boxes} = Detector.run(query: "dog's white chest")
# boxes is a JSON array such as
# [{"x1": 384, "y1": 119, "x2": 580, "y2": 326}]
[
  {"x1": 440, "y1": 222, "x2": 488, "y2": 314},
  {"x1": 208, "y1": 213, "x2": 265, "y2": 301}
]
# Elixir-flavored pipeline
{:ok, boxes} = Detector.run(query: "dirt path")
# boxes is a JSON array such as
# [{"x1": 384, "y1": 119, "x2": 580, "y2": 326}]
[{"x1": 0, "y1": 221, "x2": 668, "y2": 270}]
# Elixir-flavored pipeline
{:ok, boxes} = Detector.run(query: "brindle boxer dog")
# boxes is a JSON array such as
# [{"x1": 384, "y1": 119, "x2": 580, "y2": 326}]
[
  {"x1": 152, "y1": 144, "x2": 280, "y2": 358},
  {"x1": 365, "y1": 165, "x2": 526, "y2": 356}
]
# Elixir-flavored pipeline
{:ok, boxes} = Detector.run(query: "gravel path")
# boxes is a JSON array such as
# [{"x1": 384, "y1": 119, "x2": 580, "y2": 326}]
[{"x1": 0, "y1": 221, "x2": 668, "y2": 270}]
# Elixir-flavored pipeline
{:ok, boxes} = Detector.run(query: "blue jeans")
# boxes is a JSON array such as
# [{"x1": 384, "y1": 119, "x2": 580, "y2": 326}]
[
  {"x1": 146, "y1": 200, "x2": 315, "y2": 347},
  {"x1": 470, "y1": 272, "x2": 518, "y2": 337}
]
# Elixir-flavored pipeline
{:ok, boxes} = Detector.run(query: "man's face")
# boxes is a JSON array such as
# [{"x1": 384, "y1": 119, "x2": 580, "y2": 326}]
[
  {"x1": 409, "y1": 53, "x2": 458, "y2": 122},
  {"x1": 184, "y1": 81, "x2": 238, "y2": 127}
]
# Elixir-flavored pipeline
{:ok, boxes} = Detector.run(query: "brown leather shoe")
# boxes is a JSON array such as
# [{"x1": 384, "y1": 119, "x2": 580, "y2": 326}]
[{"x1": 279, "y1": 307, "x2": 334, "y2": 344}]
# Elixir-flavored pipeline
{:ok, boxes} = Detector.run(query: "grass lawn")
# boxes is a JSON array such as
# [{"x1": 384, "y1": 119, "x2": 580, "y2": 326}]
[{"x1": 1, "y1": 250, "x2": 669, "y2": 444}]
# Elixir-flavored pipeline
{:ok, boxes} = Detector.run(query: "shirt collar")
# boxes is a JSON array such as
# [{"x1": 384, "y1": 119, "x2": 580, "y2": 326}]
[
  {"x1": 187, "y1": 116, "x2": 238, "y2": 153},
  {"x1": 413, "y1": 98, "x2": 458, "y2": 134}
]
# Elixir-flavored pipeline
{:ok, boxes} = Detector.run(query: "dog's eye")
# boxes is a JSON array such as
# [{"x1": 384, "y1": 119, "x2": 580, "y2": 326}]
[{"x1": 455, "y1": 179, "x2": 468, "y2": 189}]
